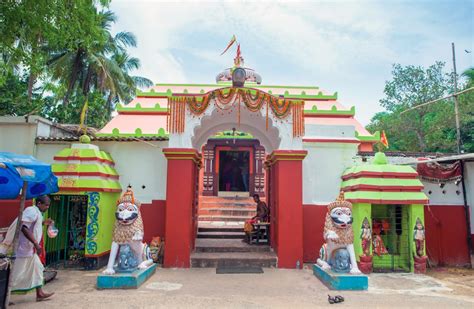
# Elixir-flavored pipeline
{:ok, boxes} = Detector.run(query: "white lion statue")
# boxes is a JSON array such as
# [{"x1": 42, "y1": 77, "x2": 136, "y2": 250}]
[
  {"x1": 317, "y1": 191, "x2": 361, "y2": 274},
  {"x1": 103, "y1": 186, "x2": 153, "y2": 275}
]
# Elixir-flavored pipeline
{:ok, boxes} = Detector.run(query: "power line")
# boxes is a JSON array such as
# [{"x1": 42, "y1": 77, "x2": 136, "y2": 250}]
[
  {"x1": 400, "y1": 43, "x2": 473, "y2": 154},
  {"x1": 400, "y1": 86, "x2": 474, "y2": 114}
]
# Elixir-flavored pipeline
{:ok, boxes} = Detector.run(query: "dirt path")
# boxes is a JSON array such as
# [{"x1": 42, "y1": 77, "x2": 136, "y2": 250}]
[{"x1": 9, "y1": 266, "x2": 474, "y2": 308}]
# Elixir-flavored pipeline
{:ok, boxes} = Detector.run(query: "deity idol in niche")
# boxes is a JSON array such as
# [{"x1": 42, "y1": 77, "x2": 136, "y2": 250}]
[
  {"x1": 360, "y1": 217, "x2": 372, "y2": 256},
  {"x1": 413, "y1": 217, "x2": 425, "y2": 257}
]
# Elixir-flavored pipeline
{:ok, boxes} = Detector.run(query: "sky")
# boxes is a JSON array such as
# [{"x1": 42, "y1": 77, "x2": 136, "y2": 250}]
[{"x1": 110, "y1": 0, "x2": 473, "y2": 126}]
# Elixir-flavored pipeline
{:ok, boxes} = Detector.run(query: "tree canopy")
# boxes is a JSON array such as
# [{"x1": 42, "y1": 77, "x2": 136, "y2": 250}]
[
  {"x1": 367, "y1": 63, "x2": 474, "y2": 153},
  {"x1": 0, "y1": 0, "x2": 152, "y2": 129}
]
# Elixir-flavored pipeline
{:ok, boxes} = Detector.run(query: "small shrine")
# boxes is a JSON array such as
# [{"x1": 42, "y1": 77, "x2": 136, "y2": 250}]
[
  {"x1": 46, "y1": 139, "x2": 122, "y2": 269},
  {"x1": 341, "y1": 152, "x2": 429, "y2": 273}
]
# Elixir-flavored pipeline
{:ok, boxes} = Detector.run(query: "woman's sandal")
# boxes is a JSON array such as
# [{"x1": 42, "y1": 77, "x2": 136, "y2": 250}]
[
  {"x1": 327, "y1": 295, "x2": 336, "y2": 304},
  {"x1": 335, "y1": 295, "x2": 344, "y2": 303}
]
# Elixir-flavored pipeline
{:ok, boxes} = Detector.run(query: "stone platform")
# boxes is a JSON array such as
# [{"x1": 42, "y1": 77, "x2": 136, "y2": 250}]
[
  {"x1": 97, "y1": 264, "x2": 157, "y2": 289},
  {"x1": 191, "y1": 239, "x2": 276, "y2": 268},
  {"x1": 312, "y1": 264, "x2": 368, "y2": 290}
]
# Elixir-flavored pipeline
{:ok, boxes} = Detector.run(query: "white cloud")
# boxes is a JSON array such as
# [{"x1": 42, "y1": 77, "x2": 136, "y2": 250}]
[{"x1": 110, "y1": 0, "x2": 473, "y2": 125}]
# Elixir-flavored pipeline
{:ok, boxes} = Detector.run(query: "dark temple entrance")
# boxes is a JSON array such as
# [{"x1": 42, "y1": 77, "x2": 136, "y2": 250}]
[
  {"x1": 218, "y1": 150, "x2": 250, "y2": 192},
  {"x1": 201, "y1": 135, "x2": 265, "y2": 197}
]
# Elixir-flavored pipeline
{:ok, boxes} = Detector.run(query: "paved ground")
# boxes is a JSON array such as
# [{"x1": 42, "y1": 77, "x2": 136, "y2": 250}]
[{"x1": 10, "y1": 265, "x2": 474, "y2": 308}]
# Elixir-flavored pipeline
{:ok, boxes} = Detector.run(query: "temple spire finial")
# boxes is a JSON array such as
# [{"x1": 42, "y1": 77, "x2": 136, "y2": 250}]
[{"x1": 234, "y1": 43, "x2": 244, "y2": 67}]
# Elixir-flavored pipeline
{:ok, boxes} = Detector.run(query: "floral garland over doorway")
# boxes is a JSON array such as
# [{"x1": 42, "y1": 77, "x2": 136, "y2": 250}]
[
  {"x1": 167, "y1": 87, "x2": 305, "y2": 137},
  {"x1": 167, "y1": 97, "x2": 186, "y2": 134}
]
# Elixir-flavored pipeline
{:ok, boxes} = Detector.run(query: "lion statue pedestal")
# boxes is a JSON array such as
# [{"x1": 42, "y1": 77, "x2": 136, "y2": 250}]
[
  {"x1": 97, "y1": 187, "x2": 156, "y2": 289},
  {"x1": 312, "y1": 192, "x2": 368, "y2": 290}
]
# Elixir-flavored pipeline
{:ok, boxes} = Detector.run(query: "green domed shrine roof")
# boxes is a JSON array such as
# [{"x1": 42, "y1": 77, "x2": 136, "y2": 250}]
[{"x1": 341, "y1": 152, "x2": 428, "y2": 205}]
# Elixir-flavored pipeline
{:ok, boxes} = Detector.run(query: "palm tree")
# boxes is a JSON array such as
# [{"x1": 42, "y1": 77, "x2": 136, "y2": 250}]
[
  {"x1": 48, "y1": 10, "x2": 145, "y2": 108},
  {"x1": 105, "y1": 51, "x2": 153, "y2": 117}
]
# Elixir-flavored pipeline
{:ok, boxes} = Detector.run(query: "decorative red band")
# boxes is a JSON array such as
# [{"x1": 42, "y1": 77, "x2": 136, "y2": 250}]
[
  {"x1": 303, "y1": 114, "x2": 353, "y2": 118},
  {"x1": 341, "y1": 185, "x2": 424, "y2": 192},
  {"x1": 119, "y1": 111, "x2": 168, "y2": 116},
  {"x1": 346, "y1": 198, "x2": 429, "y2": 205},
  {"x1": 54, "y1": 172, "x2": 119, "y2": 179},
  {"x1": 58, "y1": 187, "x2": 122, "y2": 193},
  {"x1": 54, "y1": 156, "x2": 115, "y2": 165}
]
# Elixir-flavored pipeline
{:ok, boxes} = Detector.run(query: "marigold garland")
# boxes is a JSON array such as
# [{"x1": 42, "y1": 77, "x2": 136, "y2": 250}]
[
  {"x1": 168, "y1": 87, "x2": 305, "y2": 136},
  {"x1": 168, "y1": 97, "x2": 186, "y2": 133},
  {"x1": 292, "y1": 100, "x2": 305, "y2": 137}
]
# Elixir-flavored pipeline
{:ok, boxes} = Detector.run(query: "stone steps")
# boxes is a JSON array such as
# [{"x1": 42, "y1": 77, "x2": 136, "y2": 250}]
[
  {"x1": 197, "y1": 231, "x2": 245, "y2": 239},
  {"x1": 199, "y1": 207, "x2": 256, "y2": 217},
  {"x1": 198, "y1": 215, "x2": 252, "y2": 222},
  {"x1": 198, "y1": 195, "x2": 259, "y2": 222},
  {"x1": 190, "y1": 251, "x2": 277, "y2": 268},
  {"x1": 198, "y1": 226, "x2": 244, "y2": 233},
  {"x1": 199, "y1": 203, "x2": 256, "y2": 210},
  {"x1": 200, "y1": 196, "x2": 256, "y2": 202},
  {"x1": 194, "y1": 239, "x2": 270, "y2": 253},
  {"x1": 192, "y1": 225, "x2": 276, "y2": 268}
]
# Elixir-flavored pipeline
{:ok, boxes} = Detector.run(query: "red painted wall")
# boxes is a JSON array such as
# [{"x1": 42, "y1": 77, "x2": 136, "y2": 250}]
[
  {"x1": 141, "y1": 200, "x2": 166, "y2": 243},
  {"x1": 302, "y1": 205, "x2": 327, "y2": 263},
  {"x1": 424, "y1": 205, "x2": 471, "y2": 266},
  {"x1": 0, "y1": 199, "x2": 33, "y2": 227},
  {"x1": 272, "y1": 156, "x2": 304, "y2": 268},
  {"x1": 163, "y1": 149, "x2": 199, "y2": 268}
]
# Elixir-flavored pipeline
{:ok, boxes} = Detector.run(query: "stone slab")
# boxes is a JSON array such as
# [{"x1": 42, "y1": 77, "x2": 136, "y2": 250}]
[
  {"x1": 312, "y1": 264, "x2": 368, "y2": 290},
  {"x1": 97, "y1": 264, "x2": 157, "y2": 289}
]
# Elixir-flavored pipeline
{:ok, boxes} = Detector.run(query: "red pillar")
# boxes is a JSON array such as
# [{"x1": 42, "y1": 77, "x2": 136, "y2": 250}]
[
  {"x1": 268, "y1": 150, "x2": 307, "y2": 269},
  {"x1": 163, "y1": 148, "x2": 201, "y2": 268}
]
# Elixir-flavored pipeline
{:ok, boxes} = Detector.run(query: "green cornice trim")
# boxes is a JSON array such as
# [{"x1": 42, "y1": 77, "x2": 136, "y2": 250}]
[
  {"x1": 117, "y1": 103, "x2": 168, "y2": 113},
  {"x1": 95, "y1": 127, "x2": 169, "y2": 138},
  {"x1": 54, "y1": 148, "x2": 115, "y2": 163},
  {"x1": 154, "y1": 83, "x2": 319, "y2": 90},
  {"x1": 52, "y1": 164, "x2": 119, "y2": 176},
  {"x1": 304, "y1": 105, "x2": 355, "y2": 116},
  {"x1": 356, "y1": 131, "x2": 380, "y2": 142},
  {"x1": 341, "y1": 177, "x2": 423, "y2": 188},
  {"x1": 342, "y1": 163, "x2": 417, "y2": 176},
  {"x1": 136, "y1": 89, "x2": 172, "y2": 97},
  {"x1": 58, "y1": 178, "x2": 122, "y2": 190},
  {"x1": 344, "y1": 191, "x2": 428, "y2": 202},
  {"x1": 283, "y1": 91, "x2": 337, "y2": 100},
  {"x1": 137, "y1": 88, "x2": 337, "y2": 100}
]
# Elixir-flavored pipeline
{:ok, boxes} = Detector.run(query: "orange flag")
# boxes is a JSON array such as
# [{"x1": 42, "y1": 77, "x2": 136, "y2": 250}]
[
  {"x1": 380, "y1": 130, "x2": 389, "y2": 148},
  {"x1": 220, "y1": 35, "x2": 236, "y2": 55}
]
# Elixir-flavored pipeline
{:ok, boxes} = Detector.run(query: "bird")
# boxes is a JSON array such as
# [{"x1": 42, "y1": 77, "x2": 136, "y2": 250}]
[{"x1": 465, "y1": 50, "x2": 471, "y2": 53}]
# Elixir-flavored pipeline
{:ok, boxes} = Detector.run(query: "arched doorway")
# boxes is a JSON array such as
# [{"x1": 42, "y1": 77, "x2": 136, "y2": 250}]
[{"x1": 162, "y1": 88, "x2": 307, "y2": 268}]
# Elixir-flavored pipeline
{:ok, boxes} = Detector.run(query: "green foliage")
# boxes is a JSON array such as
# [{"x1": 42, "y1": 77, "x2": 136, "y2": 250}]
[
  {"x1": 0, "y1": 0, "x2": 151, "y2": 129},
  {"x1": 0, "y1": 72, "x2": 36, "y2": 115},
  {"x1": 42, "y1": 91, "x2": 109, "y2": 129},
  {"x1": 367, "y1": 62, "x2": 473, "y2": 153},
  {"x1": 462, "y1": 67, "x2": 474, "y2": 87}
]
